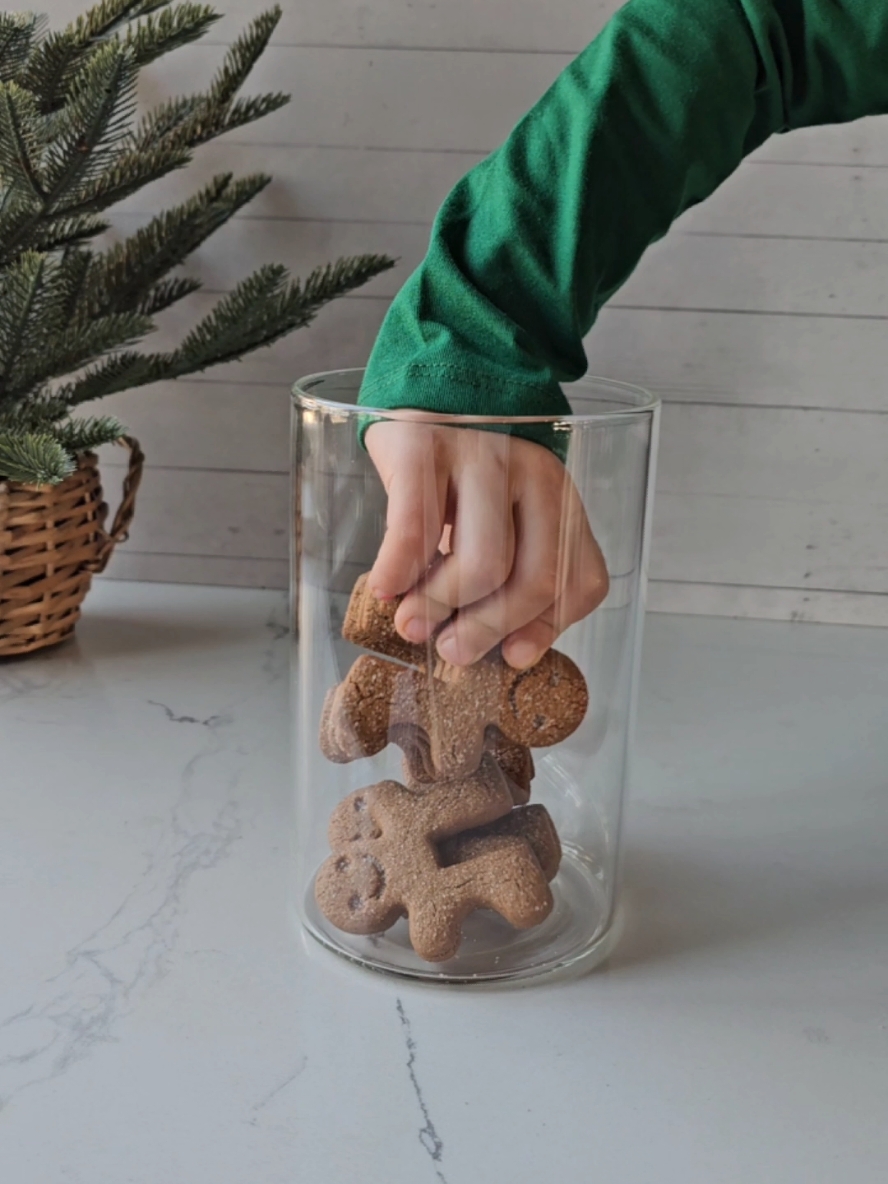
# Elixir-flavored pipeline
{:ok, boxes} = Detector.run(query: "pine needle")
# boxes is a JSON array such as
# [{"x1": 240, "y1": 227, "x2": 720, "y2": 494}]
[{"x1": 0, "y1": 430, "x2": 75, "y2": 484}]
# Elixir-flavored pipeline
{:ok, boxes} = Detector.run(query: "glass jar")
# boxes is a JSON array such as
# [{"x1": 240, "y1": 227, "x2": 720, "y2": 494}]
[{"x1": 291, "y1": 369, "x2": 659, "y2": 985}]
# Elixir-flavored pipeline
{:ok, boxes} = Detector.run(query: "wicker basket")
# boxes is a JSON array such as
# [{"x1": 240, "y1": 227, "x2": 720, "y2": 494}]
[{"x1": 0, "y1": 437, "x2": 144, "y2": 658}]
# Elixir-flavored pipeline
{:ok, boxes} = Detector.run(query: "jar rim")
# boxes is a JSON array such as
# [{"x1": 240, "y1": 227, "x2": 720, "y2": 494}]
[{"x1": 291, "y1": 368, "x2": 659, "y2": 424}]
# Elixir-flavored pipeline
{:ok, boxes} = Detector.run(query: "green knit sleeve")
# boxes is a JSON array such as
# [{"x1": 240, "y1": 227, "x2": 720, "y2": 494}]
[{"x1": 358, "y1": 0, "x2": 888, "y2": 423}]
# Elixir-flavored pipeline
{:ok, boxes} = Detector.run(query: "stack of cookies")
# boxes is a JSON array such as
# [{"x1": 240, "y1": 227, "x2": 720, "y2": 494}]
[{"x1": 314, "y1": 574, "x2": 589, "y2": 963}]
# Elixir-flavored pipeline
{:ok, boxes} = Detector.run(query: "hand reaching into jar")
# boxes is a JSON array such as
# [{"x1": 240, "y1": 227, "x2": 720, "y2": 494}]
[{"x1": 364, "y1": 417, "x2": 609, "y2": 670}]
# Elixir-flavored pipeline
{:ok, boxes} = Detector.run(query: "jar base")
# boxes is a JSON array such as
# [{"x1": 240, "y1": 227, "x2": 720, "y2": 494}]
[{"x1": 300, "y1": 847, "x2": 622, "y2": 988}]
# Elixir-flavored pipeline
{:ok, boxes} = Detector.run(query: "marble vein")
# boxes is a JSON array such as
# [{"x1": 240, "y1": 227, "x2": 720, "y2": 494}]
[
  {"x1": 396, "y1": 999, "x2": 449, "y2": 1184},
  {"x1": 0, "y1": 707, "x2": 250, "y2": 1110}
]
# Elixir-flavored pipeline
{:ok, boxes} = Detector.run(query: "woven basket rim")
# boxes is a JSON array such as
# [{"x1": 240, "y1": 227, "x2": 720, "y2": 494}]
[{"x1": 0, "y1": 450, "x2": 98, "y2": 496}]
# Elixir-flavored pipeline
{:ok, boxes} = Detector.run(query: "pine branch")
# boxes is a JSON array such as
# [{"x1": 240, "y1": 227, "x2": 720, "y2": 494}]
[
  {"x1": 0, "y1": 46, "x2": 139, "y2": 263},
  {"x1": 0, "y1": 391, "x2": 70, "y2": 429},
  {"x1": 171, "y1": 264, "x2": 296, "y2": 370},
  {"x1": 68, "y1": 0, "x2": 171, "y2": 42},
  {"x1": 41, "y1": 42, "x2": 138, "y2": 204},
  {"x1": 208, "y1": 7, "x2": 280, "y2": 106},
  {"x1": 51, "y1": 139, "x2": 192, "y2": 220},
  {"x1": 0, "y1": 13, "x2": 39, "y2": 84},
  {"x1": 53, "y1": 414, "x2": 125, "y2": 452},
  {"x1": 136, "y1": 275, "x2": 201, "y2": 316},
  {"x1": 0, "y1": 84, "x2": 46, "y2": 202},
  {"x1": 22, "y1": 212, "x2": 109, "y2": 253},
  {"x1": 128, "y1": 8, "x2": 288, "y2": 155},
  {"x1": 56, "y1": 253, "x2": 396, "y2": 406},
  {"x1": 83, "y1": 172, "x2": 270, "y2": 316},
  {"x1": 23, "y1": 0, "x2": 170, "y2": 114},
  {"x1": 122, "y1": 3, "x2": 219, "y2": 69},
  {"x1": 0, "y1": 251, "x2": 47, "y2": 392},
  {"x1": 299, "y1": 255, "x2": 397, "y2": 308},
  {"x1": 0, "y1": 430, "x2": 75, "y2": 484},
  {"x1": 5, "y1": 309, "x2": 153, "y2": 402},
  {"x1": 55, "y1": 350, "x2": 172, "y2": 405},
  {"x1": 172, "y1": 253, "x2": 396, "y2": 372}
]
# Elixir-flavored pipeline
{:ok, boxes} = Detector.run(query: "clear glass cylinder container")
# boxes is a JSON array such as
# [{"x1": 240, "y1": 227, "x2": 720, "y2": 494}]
[{"x1": 291, "y1": 369, "x2": 659, "y2": 985}]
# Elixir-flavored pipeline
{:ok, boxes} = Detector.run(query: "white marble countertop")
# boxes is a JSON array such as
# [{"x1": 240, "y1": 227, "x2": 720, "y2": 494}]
[{"x1": 2, "y1": 581, "x2": 887, "y2": 1183}]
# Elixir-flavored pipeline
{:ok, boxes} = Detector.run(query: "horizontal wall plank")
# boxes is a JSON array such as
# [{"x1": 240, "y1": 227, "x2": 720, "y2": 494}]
[
  {"x1": 117, "y1": 144, "x2": 484, "y2": 223},
  {"x1": 652, "y1": 490, "x2": 888, "y2": 594},
  {"x1": 612, "y1": 233, "x2": 888, "y2": 319},
  {"x1": 41, "y1": 12, "x2": 888, "y2": 163},
  {"x1": 47, "y1": 0, "x2": 616, "y2": 52},
  {"x1": 106, "y1": 214, "x2": 414, "y2": 299},
  {"x1": 100, "y1": 552, "x2": 289, "y2": 589},
  {"x1": 648, "y1": 582, "x2": 888, "y2": 628},
  {"x1": 678, "y1": 161, "x2": 888, "y2": 240},
  {"x1": 656, "y1": 404, "x2": 888, "y2": 503},
  {"x1": 96, "y1": 465, "x2": 289, "y2": 560},
  {"x1": 751, "y1": 116, "x2": 888, "y2": 168},
  {"x1": 588, "y1": 306, "x2": 888, "y2": 413},
  {"x1": 108, "y1": 209, "x2": 888, "y2": 317},
  {"x1": 119, "y1": 143, "x2": 888, "y2": 243},
  {"x1": 89, "y1": 381, "x2": 291, "y2": 472},
  {"x1": 142, "y1": 47, "x2": 573, "y2": 151},
  {"x1": 141, "y1": 291, "x2": 389, "y2": 389}
]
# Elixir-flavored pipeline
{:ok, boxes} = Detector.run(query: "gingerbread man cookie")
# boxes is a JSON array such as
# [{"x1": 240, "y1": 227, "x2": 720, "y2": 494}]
[
  {"x1": 314, "y1": 758, "x2": 555, "y2": 962},
  {"x1": 319, "y1": 649, "x2": 588, "y2": 780}
]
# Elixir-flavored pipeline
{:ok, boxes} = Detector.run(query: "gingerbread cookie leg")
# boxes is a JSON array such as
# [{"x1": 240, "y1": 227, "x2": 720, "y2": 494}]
[{"x1": 401, "y1": 724, "x2": 534, "y2": 805}]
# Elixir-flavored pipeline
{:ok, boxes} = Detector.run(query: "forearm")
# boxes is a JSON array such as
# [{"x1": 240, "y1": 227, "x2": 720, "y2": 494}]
[{"x1": 359, "y1": 0, "x2": 888, "y2": 419}]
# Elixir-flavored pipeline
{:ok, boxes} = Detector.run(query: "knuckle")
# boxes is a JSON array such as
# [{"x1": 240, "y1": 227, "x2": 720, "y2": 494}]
[{"x1": 578, "y1": 567, "x2": 609, "y2": 611}]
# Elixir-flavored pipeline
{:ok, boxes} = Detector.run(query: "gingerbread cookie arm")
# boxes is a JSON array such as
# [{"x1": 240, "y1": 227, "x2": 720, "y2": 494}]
[
  {"x1": 410, "y1": 852, "x2": 552, "y2": 962},
  {"x1": 415, "y1": 755, "x2": 515, "y2": 842},
  {"x1": 440, "y1": 804, "x2": 562, "y2": 882},
  {"x1": 319, "y1": 654, "x2": 400, "y2": 763},
  {"x1": 465, "y1": 841, "x2": 555, "y2": 929}
]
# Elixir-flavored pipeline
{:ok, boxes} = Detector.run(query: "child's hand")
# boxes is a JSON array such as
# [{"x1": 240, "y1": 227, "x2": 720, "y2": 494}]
[{"x1": 365, "y1": 417, "x2": 609, "y2": 669}]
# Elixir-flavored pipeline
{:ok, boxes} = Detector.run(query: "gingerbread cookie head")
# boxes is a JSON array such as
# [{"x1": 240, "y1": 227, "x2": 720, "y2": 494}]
[{"x1": 315, "y1": 786, "x2": 403, "y2": 934}]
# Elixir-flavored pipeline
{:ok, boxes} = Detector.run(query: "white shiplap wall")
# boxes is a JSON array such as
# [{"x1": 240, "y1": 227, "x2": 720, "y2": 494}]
[{"x1": 60, "y1": 0, "x2": 888, "y2": 625}]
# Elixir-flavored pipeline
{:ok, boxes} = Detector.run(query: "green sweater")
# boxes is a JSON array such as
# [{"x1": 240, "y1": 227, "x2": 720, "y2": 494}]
[{"x1": 358, "y1": 0, "x2": 888, "y2": 422}]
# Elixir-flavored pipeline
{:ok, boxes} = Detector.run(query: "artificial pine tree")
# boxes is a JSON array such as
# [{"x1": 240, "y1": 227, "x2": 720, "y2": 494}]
[{"x1": 0, "y1": 0, "x2": 394, "y2": 485}]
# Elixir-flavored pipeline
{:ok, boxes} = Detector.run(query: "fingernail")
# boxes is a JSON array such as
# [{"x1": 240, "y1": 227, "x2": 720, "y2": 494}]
[
  {"x1": 506, "y1": 640, "x2": 540, "y2": 669},
  {"x1": 436, "y1": 633, "x2": 460, "y2": 662},
  {"x1": 401, "y1": 617, "x2": 428, "y2": 642}
]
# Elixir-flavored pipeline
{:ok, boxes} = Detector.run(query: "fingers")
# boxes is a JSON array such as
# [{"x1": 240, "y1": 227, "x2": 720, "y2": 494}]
[
  {"x1": 433, "y1": 479, "x2": 559, "y2": 665},
  {"x1": 501, "y1": 558, "x2": 608, "y2": 670},
  {"x1": 366, "y1": 424, "x2": 448, "y2": 600},
  {"x1": 436, "y1": 479, "x2": 609, "y2": 667},
  {"x1": 394, "y1": 461, "x2": 516, "y2": 643}
]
